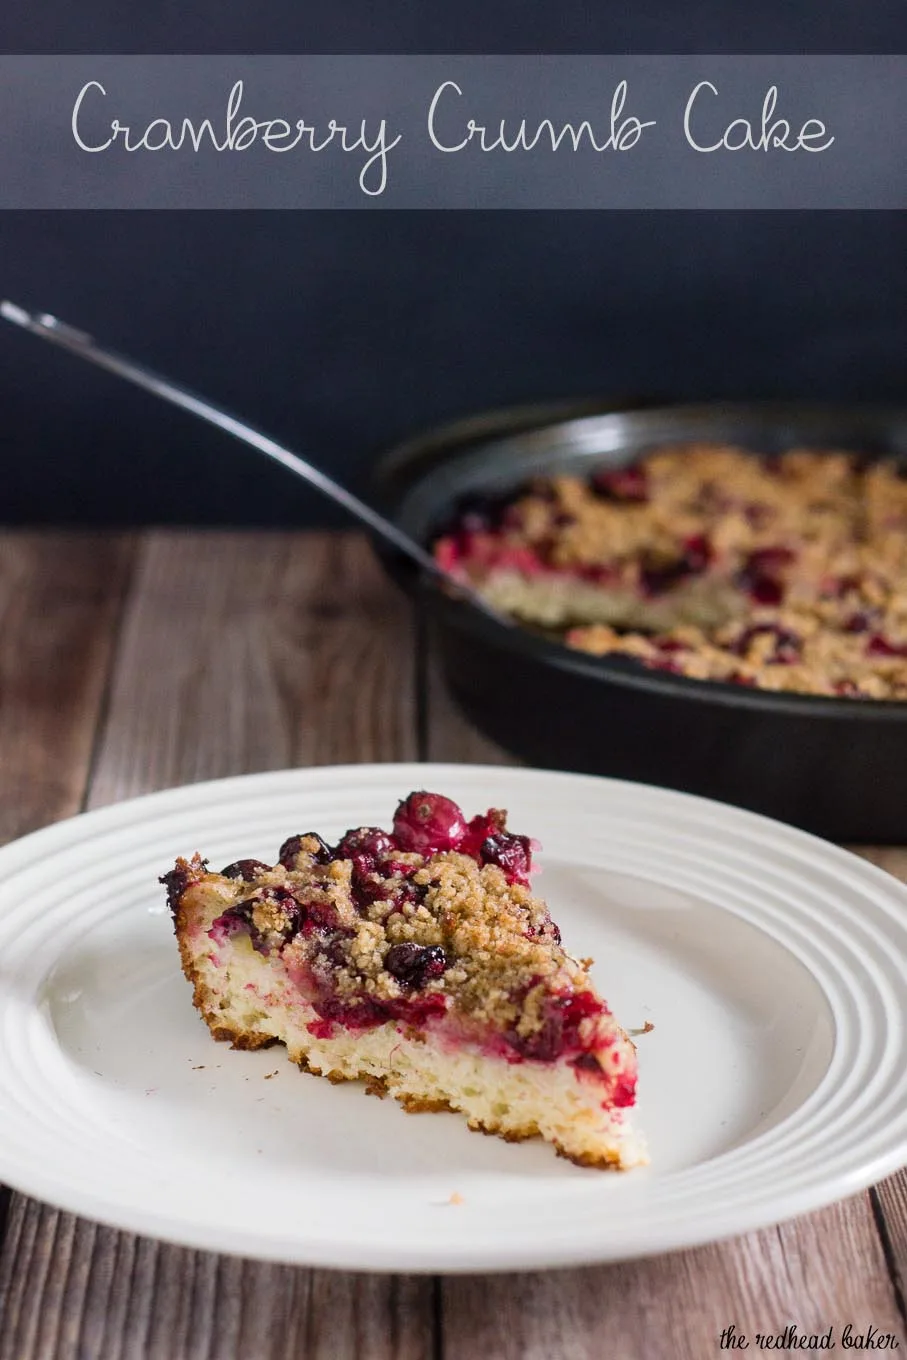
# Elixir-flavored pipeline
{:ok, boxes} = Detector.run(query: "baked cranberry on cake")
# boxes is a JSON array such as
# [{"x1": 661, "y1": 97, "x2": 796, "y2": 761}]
[
  {"x1": 163, "y1": 791, "x2": 646, "y2": 1170},
  {"x1": 433, "y1": 445, "x2": 907, "y2": 699}
]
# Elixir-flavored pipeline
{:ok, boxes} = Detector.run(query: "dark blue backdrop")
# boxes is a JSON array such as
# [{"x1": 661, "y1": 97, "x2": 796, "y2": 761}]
[{"x1": 2, "y1": 2, "x2": 904, "y2": 525}]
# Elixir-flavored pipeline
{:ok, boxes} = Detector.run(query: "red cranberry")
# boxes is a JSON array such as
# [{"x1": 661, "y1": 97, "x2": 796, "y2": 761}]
[
  {"x1": 727, "y1": 671, "x2": 758, "y2": 687},
  {"x1": 351, "y1": 865, "x2": 425, "y2": 915},
  {"x1": 382, "y1": 859, "x2": 419, "y2": 878},
  {"x1": 560, "y1": 991, "x2": 605, "y2": 1045},
  {"x1": 253, "y1": 888, "x2": 305, "y2": 947},
  {"x1": 349, "y1": 862, "x2": 393, "y2": 910},
  {"x1": 336, "y1": 827, "x2": 396, "y2": 861},
  {"x1": 572, "y1": 1052, "x2": 603, "y2": 1076},
  {"x1": 384, "y1": 942, "x2": 448, "y2": 988},
  {"x1": 526, "y1": 913, "x2": 561, "y2": 944},
  {"x1": 159, "y1": 859, "x2": 208, "y2": 915},
  {"x1": 296, "y1": 896, "x2": 339, "y2": 937},
  {"x1": 319, "y1": 933, "x2": 354, "y2": 969},
  {"x1": 736, "y1": 547, "x2": 794, "y2": 605},
  {"x1": 641, "y1": 534, "x2": 713, "y2": 596},
  {"x1": 337, "y1": 829, "x2": 397, "y2": 887},
  {"x1": 577, "y1": 562, "x2": 618, "y2": 584},
  {"x1": 532, "y1": 534, "x2": 557, "y2": 567},
  {"x1": 220, "y1": 858, "x2": 271, "y2": 881},
  {"x1": 844, "y1": 611, "x2": 872, "y2": 634},
  {"x1": 609, "y1": 1070, "x2": 637, "y2": 1108},
  {"x1": 388, "y1": 992, "x2": 448, "y2": 1025},
  {"x1": 681, "y1": 533, "x2": 713, "y2": 572},
  {"x1": 314, "y1": 994, "x2": 387, "y2": 1031},
  {"x1": 348, "y1": 854, "x2": 386, "y2": 908},
  {"x1": 278, "y1": 833, "x2": 331, "y2": 868},
  {"x1": 434, "y1": 538, "x2": 459, "y2": 573},
  {"x1": 502, "y1": 505, "x2": 527, "y2": 532},
  {"x1": 510, "y1": 1013, "x2": 563, "y2": 1062},
  {"x1": 730, "y1": 624, "x2": 802, "y2": 664},
  {"x1": 458, "y1": 810, "x2": 507, "y2": 860},
  {"x1": 480, "y1": 833, "x2": 533, "y2": 884},
  {"x1": 867, "y1": 635, "x2": 907, "y2": 658},
  {"x1": 210, "y1": 887, "x2": 303, "y2": 954},
  {"x1": 750, "y1": 577, "x2": 783, "y2": 606},
  {"x1": 208, "y1": 902, "x2": 253, "y2": 946},
  {"x1": 745, "y1": 546, "x2": 795, "y2": 571},
  {"x1": 766, "y1": 631, "x2": 799, "y2": 663},
  {"x1": 388, "y1": 880, "x2": 426, "y2": 911},
  {"x1": 591, "y1": 465, "x2": 649, "y2": 503},
  {"x1": 392, "y1": 791, "x2": 467, "y2": 855},
  {"x1": 507, "y1": 989, "x2": 604, "y2": 1063},
  {"x1": 834, "y1": 679, "x2": 862, "y2": 696},
  {"x1": 278, "y1": 835, "x2": 303, "y2": 867},
  {"x1": 832, "y1": 574, "x2": 862, "y2": 598}
]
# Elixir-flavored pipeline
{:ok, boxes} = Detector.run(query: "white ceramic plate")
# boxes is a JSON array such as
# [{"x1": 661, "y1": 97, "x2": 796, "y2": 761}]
[{"x1": 1, "y1": 763, "x2": 905, "y2": 1272}]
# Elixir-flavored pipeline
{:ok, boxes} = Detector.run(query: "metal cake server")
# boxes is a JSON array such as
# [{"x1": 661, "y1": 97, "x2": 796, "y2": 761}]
[{"x1": 1, "y1": 300, "x2": 510, "y2": 626}]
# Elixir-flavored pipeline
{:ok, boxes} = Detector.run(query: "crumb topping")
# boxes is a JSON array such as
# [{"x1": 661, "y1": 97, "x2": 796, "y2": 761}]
[
  {"x1": 435, "y1": 445, "x2": 907, "y2": 699},
  {"x1": 164, "y1": 793, "x2": 604, "y2": 1059},
  {"x1": 272, "y1": 848, "x2": 574, "y2": 1028}
]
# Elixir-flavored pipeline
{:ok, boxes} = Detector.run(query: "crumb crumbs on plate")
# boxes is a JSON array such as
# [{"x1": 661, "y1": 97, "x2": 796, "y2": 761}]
[{"x1": 448, "y1": 1192, "x2": 465, "y2": 1205}]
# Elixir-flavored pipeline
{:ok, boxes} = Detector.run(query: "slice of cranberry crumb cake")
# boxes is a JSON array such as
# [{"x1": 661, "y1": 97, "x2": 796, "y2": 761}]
[{"x1": 162, "y1": 790, "x2": 646, "y2": 1169}]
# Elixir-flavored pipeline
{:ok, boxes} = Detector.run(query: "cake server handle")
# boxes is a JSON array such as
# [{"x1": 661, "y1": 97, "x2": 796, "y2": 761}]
[{"x1": 1, "y1": 300, "x2": 510, "y2": 627}]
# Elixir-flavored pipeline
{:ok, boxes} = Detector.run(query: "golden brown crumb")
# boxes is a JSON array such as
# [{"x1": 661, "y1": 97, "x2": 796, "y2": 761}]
[
  {"x1": 166, "y1": 798, "x2": 647, "y2": 1172},
  {"x1": 265, "y1": 850, "x2": 590, "y2": 1039},
  {"x1": 440, "y1": 445, "x2": 907, "y2": 700}
]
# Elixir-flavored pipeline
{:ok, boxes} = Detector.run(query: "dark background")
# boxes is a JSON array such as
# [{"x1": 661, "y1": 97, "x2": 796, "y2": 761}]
[{"x1": 2, "y1": 2, "x2": 904, "y2": 527}]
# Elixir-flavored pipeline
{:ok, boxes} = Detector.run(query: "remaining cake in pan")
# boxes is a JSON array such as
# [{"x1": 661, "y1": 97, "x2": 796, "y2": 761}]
[
  {"x1": 163, "y1": 791, "x2": 646, "y2": 1170},
  {"x1": 433, "y1": 445, "x2": 907, "y2": 699}
]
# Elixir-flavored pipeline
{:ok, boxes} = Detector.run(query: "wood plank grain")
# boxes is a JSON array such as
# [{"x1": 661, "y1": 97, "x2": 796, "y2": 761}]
[
  {"x1": 424, "y1": 699, "x2": 907, "y2": 1356},
  {"x1": 442, "y1": 1201, "x2": 903, "y2": 1360},
  {"x1": 0, "y1": 1204, "x2": 431, "y2": 1360},
  {"x1": 0, "y1": 530, "x2": 433, "y2": 1360},
  {"x1": 87, "y1": 530, "x2": 417, "y2": 807},
  {"x1": 0, "y1": 531, "x2": 134, "y2": 844},
  {"x1": 872, "y1": 1174, "x2": 907, "y2": 1318},
  {"x1": 0, "y1": 532, "x2": 134, "y2": 1258}
]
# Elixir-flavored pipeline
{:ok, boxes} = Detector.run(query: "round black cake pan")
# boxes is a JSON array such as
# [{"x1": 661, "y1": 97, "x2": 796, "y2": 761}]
[{"x1": 370, "y1": 401, "x2": 907, "y2": 843}]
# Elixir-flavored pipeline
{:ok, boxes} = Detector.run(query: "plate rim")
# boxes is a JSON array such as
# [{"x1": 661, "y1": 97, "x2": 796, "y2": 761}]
[{"x1": 1, "y1": 761, "x2": 906, "y2": 1272}]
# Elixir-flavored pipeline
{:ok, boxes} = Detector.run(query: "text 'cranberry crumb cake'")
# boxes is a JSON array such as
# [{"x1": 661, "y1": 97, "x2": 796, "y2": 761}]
[
  {"x1": 163, "y1": 791, "x2": 646, "y2": 1170},
  {"x1": 433, "y1": 445, "x2": 907, "y2": 700}
]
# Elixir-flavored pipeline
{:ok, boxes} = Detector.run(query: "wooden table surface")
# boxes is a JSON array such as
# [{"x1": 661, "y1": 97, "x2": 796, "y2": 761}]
[{"x1": 1, "y1": 529, "x2": 906, "y2": 1360}]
